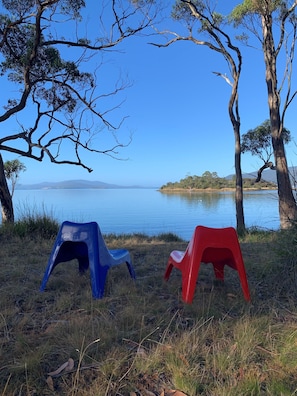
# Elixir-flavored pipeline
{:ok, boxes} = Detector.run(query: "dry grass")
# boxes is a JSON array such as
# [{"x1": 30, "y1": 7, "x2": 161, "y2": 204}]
[{"x1": 1, "y1": 228, "x2": 297, "y2": 395}]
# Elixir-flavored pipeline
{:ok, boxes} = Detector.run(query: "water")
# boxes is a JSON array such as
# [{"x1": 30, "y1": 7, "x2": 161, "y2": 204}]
[{"x1": 13, "y1": 188, "x2": 280, "y2": 240}]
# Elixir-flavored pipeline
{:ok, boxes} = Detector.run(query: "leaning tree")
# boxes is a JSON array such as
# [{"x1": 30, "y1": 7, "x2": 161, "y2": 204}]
[
  {"x1": 0, "y1": 0, "x2": 154, "y2": 223},
  {"x1": 150, "y1": 0, "x2": 246, "y2": 234},
  {"x1": 231, "y1": 0, "x2": 297, "y2": 228},
  {"x1": 241, "y1": 120, "x2": 291, "y2": 183},
  {"x1": 144, "y1": 0, "x2": 297, "y2": 230}
]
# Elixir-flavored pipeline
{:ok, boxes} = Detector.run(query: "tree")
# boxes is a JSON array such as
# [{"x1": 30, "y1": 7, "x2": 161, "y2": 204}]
[
  {"x1": 0, "y1": 0, "x2": 154, "y2": 223},
  {"x1": 4, "y1": 159, "x2": 26, "y2": 196},
  {"x1": 151, "y1": 0, "x2": 246, "y2": 234},
  {"x1": 231, "y1": 1, "x2": 297, "y2": 228},
  {"x1": 241, "y1": 120, "x2": 291, "y2": 182}
]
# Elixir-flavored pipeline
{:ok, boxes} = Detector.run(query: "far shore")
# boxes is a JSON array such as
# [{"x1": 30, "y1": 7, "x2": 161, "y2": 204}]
[{"x1": 159, "y1": 187, "x2": 277, "y2": 192}]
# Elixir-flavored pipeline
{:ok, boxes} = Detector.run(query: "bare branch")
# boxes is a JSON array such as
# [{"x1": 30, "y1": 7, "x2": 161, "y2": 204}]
[
  {"x1": 0, "y1": 0, "x2": 152, "y2": 175},
  {"x1": 212, "y1": 71, "x2": 233, "y2": 87}
]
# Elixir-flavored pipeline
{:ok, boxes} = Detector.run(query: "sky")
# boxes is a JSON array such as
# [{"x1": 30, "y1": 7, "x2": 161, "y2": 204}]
[{"x1": 1, "y1": 0, "x2": 297, "y2": 188}]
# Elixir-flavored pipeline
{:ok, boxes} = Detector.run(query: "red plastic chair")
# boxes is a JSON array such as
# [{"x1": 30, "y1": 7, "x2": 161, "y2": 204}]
[{"x1": 164, "y1": 226, "x2": 251, "y2": 303}]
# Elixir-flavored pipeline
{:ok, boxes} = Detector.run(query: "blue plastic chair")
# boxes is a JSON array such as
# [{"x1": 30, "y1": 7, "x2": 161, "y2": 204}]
[{"x1": 40, "y1": 221, "x2": 135, "y2": 299}]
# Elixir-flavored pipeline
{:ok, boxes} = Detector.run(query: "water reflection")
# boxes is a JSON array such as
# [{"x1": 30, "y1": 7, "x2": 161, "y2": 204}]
[
  {"x1": 13, "y1": 188, "x2": 280, "y2": 239},
  {"x1": 159, "y1": 190, "x2": 228, "y2": 209},
  {"x1": 160, "y1": 189, "x2": 278, "y2": 205},
  {"x1": 159, "y1": 189, "x2": 279, "y2": 231}
]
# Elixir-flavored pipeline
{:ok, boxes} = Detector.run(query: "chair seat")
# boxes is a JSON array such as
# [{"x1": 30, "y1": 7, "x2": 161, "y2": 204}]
[
  {"x1": 170, "y1": 250, "x2": 185, "y2": 262},
  {"x1": 109, "y1": 249, "x2": 130, "y2": 259}
]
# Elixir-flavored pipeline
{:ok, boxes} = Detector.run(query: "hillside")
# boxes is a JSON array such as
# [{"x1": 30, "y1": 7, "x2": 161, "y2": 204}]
[
  {"x1": 16, "y1": 179, "x2": 140, "y2": 190},
  {"x1": 231, "y1": 166, "x2": 297, "y2": 185}
]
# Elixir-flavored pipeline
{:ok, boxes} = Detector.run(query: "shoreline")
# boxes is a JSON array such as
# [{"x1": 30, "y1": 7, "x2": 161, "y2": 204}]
[{"x1": 159, "y1": 187, "x2": 277, "y2": 192}]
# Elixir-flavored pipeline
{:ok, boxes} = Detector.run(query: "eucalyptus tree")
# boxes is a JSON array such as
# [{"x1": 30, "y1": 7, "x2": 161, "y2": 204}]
[
  {"x1": 4, "y1": 159, "x2": 26, "y2": 197},
  {"x1": 241, "y1": 120, "x2": 291, "y2": 182},
  {"x1": 151, "y1": 0, "x2": 246, "y2": 234},
  {"x1": 0, "y1": 0, "x2": 154, "y2": 223},
  {"x1": 231, "y1": 0, "x2": 297, "y2": 229}
]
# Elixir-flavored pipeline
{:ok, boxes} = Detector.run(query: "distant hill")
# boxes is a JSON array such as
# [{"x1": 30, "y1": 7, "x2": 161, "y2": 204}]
[
  {"x1": 227, "y1": 166, "x2": 297, "y2": 185},
  {"x1": 242, "y1": 170, "x2": 277, "y2": 184},
  {"x1": 16, "y1": 179, "x2": 144, "y2": 190}
]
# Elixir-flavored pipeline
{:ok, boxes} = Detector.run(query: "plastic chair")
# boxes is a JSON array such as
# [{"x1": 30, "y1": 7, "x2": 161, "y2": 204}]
[
  {"x1": 164, "y1": 226, "x2": 251, "y2": 303},
  {"x1": 40, "y1": 221, "x2": 135, "y2": 299}
]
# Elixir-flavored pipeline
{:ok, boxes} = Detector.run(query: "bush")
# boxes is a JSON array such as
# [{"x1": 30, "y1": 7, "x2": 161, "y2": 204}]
[
  {"x1": 155, "y1": 232, "x2": 184, "y2": 242},
  {"x1": 0, "y1": 212, "x2": 59, "y2": 239},
  {"x1": 274, "y1": 223, "x2": 297, "y2": 270}
]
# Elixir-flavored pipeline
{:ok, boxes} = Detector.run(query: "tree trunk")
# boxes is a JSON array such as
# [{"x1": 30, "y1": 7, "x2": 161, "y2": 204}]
[
  {"x1": 227, "y1": 58, "x2": 245, "y2": 235},
  {"x1": 0, "y1": 153, "x2": 14, "y2": 223},
  {"x1": 262, "y1": 14, "x2": 297, "y2": 229},
  {"x1": 234, "y1": 121, "x2": 245, "y2": 235},
  {"x1": 272, "y1": 129, "x2": 297, "y2": 228},
  {"x1": 255, "y1": 162, "x2": 275, "y2": 183}
]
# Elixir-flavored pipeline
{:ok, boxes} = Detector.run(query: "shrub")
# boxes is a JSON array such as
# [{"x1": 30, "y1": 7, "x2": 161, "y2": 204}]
[{"x1": 0, "y1": 212, "x2": 59, "y2": 239}]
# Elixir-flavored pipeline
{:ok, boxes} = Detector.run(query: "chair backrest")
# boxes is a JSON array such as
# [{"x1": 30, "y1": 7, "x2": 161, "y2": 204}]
[
  {"x1": 60, "y1": 221, "x2": 97, "y2": 242},
  {"x1": 188, "y1": 226, "x2": 240, "y2": 249},
  {"x1": 184, "y1": 225, "x2": 243, "y2": 265},
  {"x1": 60, "y1": 221, "x2": 113, "y2": 265}
]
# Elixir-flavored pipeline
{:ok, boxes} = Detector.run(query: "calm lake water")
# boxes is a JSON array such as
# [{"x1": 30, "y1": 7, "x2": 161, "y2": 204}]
[{"x1": 13, "y1": 188, "x2": 280, "y2": 240}]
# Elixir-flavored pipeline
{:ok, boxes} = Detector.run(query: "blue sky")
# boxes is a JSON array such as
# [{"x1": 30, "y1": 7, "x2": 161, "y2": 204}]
[{"x1": 2, "y1": 1, "x2": 297, "y2": 187}]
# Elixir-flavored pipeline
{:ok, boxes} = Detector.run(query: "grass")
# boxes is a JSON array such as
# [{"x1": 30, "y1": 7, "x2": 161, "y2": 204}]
[{"x1": 1, "y1": 216, "x2": 297, "y2": 395}]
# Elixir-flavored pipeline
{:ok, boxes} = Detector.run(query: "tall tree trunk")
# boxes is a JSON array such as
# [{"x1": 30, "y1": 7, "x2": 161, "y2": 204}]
[
  {"x1": 262, "y1": 14, "x2": 297, "y2": 229},
  {"x1": 227, "y1": 58, "x2": 245, "y2": 235},
  {"x1": 234, "y1": 121, "x2": 245, "y2": 235},
  {"x1": 272, "y1": 125, "x2": 297, "y2": 228},
  {"x1": 0, "y1": 153, "x2": 14, "y2": 223}
]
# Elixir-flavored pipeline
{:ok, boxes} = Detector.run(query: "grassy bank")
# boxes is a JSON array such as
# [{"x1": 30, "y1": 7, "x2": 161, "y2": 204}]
[{"x1": 1, "y1": 219, "x2": 297, "y2": 395}]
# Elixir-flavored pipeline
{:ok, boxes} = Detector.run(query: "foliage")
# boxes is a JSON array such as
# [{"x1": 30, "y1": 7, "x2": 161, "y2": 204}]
[
  {"x1": 0, "y1": 0, "x2": 145, "y2": 167},
  {"x1": 160, "y1": 171, "x2": 276, "y2": 190},
  {"x1": 274, "y1": 222, "x2": 297, "y2": 273},
  {"x1": 0, "y1": 0, "x2": 155, "y2": 223},
  {"x1": 104, "y1": 232, "x2": 184, "y2": 243},
  {"x1": 228, "y1": 0, "x2": 297, "y2": 228},
  {"x1": 231, "y1": 0, "x2": 283, "y2": 23},
  {"x1": 241, "y1": 120, "x2": 291, "y2": 162},
  {"x1": 3, "y1": 158, "x2": 26, "y2": 196},
  {"x1": 171, "y1": 0, "x2": 204, "y2": 22},
  {"x1": 0, "y1": 211, "x2": 59, "y2": 238},
  {"x1": 241, "y1": 120, "x2": 291, "y2": 163},
  {"x1": 1, "y1": 227, "x2": 297, "y2": 394}
]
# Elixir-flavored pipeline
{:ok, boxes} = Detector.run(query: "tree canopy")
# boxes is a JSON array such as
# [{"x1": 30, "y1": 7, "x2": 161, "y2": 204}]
[
  {"x1": 0, "y1": 0, "x2": 152, "y2": 168},
  {"x1": 241, "y1": 120, "x2": 291, "y2": 161},
  {"x1": 4, "y1": 158, "x2": 26, "y2": 196},
  {"x1": 0, "y1": 0, "x2": 155, "y2": 222}
]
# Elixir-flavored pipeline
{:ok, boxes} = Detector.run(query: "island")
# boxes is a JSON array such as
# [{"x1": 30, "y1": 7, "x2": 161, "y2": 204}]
[{"x1": 159, "y1": 171, "x2": 277, "y2": 192}]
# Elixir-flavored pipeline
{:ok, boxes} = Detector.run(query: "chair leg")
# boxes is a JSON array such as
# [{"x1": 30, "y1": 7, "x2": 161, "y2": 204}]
[
  {"x1": 214, "y1": 260, "x2": 251, "y2": 302},
  {"x1": 40, "y1": 267, "x2": 52, "y2": 291},
  {"x1": 126, "y1": 261, "x2": 136, "y2": 279},
  {"x1": 164, "y1": 260, "x2": 174, "y2": 280},
  {"x1": 40, "y1": 246, "x2": 62, "y2": 291},
  {"x1": 181, "y1": 262, "x2": 201, "y2": 304},
  {"x1": 90, "y1": 265, "x2": 109, "y2": 299},
  {"x1": 237, "y1": 266, "x2": 251, "y2": 301}
]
